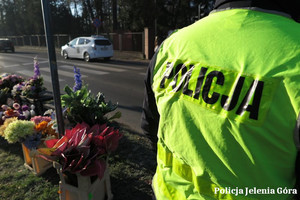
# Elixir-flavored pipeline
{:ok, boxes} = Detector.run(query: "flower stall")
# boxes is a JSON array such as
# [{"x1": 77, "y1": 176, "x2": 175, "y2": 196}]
[{"x1": 0, "y1": 61, "x2": 122, "y2": 199}]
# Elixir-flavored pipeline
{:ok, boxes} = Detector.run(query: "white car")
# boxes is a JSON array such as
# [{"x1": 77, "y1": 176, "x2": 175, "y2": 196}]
[{"x1": 61, "y1": 35, "x2": 114, "y2": 62}]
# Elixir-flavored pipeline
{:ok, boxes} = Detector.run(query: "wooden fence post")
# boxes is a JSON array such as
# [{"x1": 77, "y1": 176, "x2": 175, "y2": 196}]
[{"x1": 144, "y1": 27, "x2": 155, "y2": 60}]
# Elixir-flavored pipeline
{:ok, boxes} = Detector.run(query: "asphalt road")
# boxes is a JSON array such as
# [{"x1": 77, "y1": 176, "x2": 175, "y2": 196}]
[{"x1": 0, "y1": 47, "x2": 149, "y2": 134}]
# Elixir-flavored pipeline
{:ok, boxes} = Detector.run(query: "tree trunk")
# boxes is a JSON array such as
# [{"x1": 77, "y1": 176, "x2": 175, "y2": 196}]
[
  {"x1": 112, "y1": 0, "x2": 118, "y2": 31},
  {"x1": 86, "y1": 0, "x2": 95, "y2": 21}
]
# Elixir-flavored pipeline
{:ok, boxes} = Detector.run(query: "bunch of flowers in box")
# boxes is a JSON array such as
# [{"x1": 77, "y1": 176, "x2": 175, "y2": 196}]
[
  {"x1": 39, "y1": 122, "x2": 121, "y2": 179},
  {"x1": 0, "y1": 113, "x2": 58, "y2": 150},
  {"x1": 61, "y1": 67, "x2": 121, "y2": 127}
]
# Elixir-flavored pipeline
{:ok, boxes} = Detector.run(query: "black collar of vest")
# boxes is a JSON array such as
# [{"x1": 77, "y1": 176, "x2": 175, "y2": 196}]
[
  {"x1": 214, "y1": 0, "x2": 252, "y2": 9},
  {"x1": 214, "y1": 0, "x2": 299, "y2": 21}
]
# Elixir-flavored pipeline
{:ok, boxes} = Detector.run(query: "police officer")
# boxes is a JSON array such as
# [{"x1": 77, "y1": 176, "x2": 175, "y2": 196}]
[{"x1": 141, "y1": 0, "x2": 300, "y2": 199}]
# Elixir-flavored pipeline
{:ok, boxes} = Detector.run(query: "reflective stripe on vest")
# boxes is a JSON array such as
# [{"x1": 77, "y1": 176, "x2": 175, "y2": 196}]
[{"x1": 153, "y1": 142, "x2": 262, "y2": 200}]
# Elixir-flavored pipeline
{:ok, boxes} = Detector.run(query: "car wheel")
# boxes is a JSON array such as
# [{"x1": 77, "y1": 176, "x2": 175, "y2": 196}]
[
  {"x1": 84, "y1": 52, "x2": 90, "y2": 62},
  {"x1": 63, "y1": 50, "x2": 68, "y2": 59}
]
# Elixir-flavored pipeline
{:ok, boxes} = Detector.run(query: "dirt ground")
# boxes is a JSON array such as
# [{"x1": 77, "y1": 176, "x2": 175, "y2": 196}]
[{"x1": 109, "y1": 124, "x2": 157, "y2": 200}]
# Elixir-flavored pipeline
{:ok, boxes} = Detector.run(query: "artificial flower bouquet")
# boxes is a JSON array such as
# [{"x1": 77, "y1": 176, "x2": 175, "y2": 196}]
[
  {"x1": 17, "y1": 58, "x2": 46, "y2": 99},
  {"x1": 0, "y1": 73, "x2": 24, "y2": 104},
  {"x1": 0, "y1": 73, "x2": 24, "y2": 91},
  {"x1": 38, "y1": 122, "x2": 122, "y2": 180},
  {"x1": 61, "y1": 67, "x2": 121, "y2": 127}
]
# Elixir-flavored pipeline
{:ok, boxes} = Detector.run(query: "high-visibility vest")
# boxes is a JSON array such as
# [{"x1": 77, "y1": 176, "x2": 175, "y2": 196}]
[{"x1": 151, "y1": 8, "x2": 300, "y2": 200}]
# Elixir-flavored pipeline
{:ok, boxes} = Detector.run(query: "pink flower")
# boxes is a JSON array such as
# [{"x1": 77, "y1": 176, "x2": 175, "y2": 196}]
[
  {"x1": 1, "y1": 105, "x2": 8, "y2": 110},
  {"x1": 13, "y1": 103, "x2": 20, "y2": 110},
  {"x1": 30, "y1": 116, "x2": 52, "y2": 124}
]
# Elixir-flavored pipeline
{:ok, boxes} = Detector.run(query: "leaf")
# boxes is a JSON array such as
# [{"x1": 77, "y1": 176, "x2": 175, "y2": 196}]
[
  {"x1": 37, "y1": 148, "x2": 56, "y2": 156},
  {"x1": 68, "y1": 127, "x2": 87, "y2": 147},
  {"x1": 88, "y1": 124, "x2": 100, "y2": 135},
  {"x1": 77, "y1": 134, "x2": 92, "y2": 147},
  {"x1": 51, "y1": 141, "x2": 68, "y2": 156},
  {"x1": 64, "y1": 85, "x2": 73, "y2": 96},
  {"x1": 104, "y1": 129, "x2": 122, "y2": 152},
  {"x1": 72, "y1": 154, "x2": 85, "y2": 172},
  {"x1": 108, "y1": 111, "x2": 122, "y2": 120},
  {"x1": 53, "y1": 136, "x2": 68, "y2": 148},
  {"x1": 61, "y1": 95, "x2": 73, "y2": 105},
  {"x1": 45, "y1": 139, "x2": 59, "y2": 148},
  {"x1": 80, "y1": 159, "x2": 106, "y2": 180}
]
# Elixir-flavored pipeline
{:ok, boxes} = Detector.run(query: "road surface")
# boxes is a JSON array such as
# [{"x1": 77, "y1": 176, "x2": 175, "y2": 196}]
[{"x1": 0, "y1": 47, "x2": 149, "y2": 134}]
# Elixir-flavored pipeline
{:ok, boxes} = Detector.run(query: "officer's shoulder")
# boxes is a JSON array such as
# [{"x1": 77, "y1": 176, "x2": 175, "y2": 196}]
[{"x1": 162, "y1": 19, "x2": 205, "y2": 48}]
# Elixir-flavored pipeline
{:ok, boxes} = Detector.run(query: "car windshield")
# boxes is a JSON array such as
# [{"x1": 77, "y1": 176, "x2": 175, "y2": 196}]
[{"x1": 94, "y1": 39, "x2": 111, "y2": 46}]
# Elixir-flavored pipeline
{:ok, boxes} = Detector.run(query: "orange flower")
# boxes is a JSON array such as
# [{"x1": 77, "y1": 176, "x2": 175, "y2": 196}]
[
  {"x1": 5, "y1": 108, "x2": 15, "y2": 116},
  {"x1": 35, "y1": 121, "x2": 48, "y2": 132},
  {"x1": 44, "y1": 124, "x2": 57, "y2": 137}
]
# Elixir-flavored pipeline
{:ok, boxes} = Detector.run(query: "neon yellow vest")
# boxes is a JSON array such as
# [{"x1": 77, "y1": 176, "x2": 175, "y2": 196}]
[{"x1": 152, "y1": 9, "x2": 300, "y2": 200}]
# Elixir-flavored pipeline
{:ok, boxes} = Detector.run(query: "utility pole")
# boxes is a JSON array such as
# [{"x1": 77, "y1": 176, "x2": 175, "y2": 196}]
[
  {"x1": 154, "y1": 0, "x2": 157, "y2": 36},
  {"x1": 41, "y1": 0, "x2": 65, "y2": 137}
]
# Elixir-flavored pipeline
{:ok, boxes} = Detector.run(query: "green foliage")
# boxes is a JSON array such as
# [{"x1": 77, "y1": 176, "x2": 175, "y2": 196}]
[
  {"x1": 61, "y1": 85, "x2": 121, "y2": 126},
  {"x1": 0, "y1": 88, "x2": 9, "y2": 105}
]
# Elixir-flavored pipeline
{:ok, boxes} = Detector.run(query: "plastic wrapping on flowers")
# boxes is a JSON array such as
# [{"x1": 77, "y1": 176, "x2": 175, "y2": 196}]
[{"x1": 38, "y1": 122, "x2": 122, "y2": 180}]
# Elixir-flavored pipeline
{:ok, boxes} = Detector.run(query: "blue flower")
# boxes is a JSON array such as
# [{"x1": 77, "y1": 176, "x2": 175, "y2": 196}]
[
  {"x1": 73, "y1": 66, "x2": 82, "y2": 92},
  {"x1": 23, "y1": 133, "x2": 42, "y2": 150},
  {"x1": 33, "y1": 60, "x2": 41, "y2": 79}
]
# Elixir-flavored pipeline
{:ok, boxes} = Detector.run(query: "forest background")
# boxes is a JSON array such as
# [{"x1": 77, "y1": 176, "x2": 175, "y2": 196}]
[{"x1": 0, "y1": 0, "x2": 215, "y2": 40}]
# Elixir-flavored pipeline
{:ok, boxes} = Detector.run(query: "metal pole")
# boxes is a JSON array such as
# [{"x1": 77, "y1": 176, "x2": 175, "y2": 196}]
[
  {"x1": 154, "y1": 0, "x2": 157, "y2": 36},
  {"x1": 41, "y1": 0, "x2": 64, "y2": 137}
]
